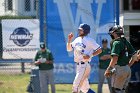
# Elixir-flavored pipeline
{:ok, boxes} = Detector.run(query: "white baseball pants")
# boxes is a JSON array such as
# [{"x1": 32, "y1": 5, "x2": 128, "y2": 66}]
[{"x1": 73, "y1": 62, "x2": 91, "y2": 93}]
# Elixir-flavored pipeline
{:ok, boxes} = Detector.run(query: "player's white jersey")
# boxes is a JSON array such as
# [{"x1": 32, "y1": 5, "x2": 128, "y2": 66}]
[{"x1": 71, "y1": 36, "x2": 100, "y2": 63}]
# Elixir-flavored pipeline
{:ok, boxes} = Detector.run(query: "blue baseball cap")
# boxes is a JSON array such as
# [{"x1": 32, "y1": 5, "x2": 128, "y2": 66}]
[{"x1": 78, "y1": 23, "x2": 90, "y2": 35}]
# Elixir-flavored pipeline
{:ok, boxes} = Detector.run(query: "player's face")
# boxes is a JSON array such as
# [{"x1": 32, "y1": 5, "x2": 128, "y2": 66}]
[
  {"x1": 78, "y1": 28, "x2": 84, "y2": 36},
  {"x1": 102, "y1": 42, "x2": 107, "y2": 48},
  {"x1": 112, "y1": 32, "x2": 118, "y2": 39},
  {"x1": 110, "y1": 32, "x2": 116, "y2": 39},
  {"x1": 41, "y1": 48, "x2": 46, "y2": 52}
]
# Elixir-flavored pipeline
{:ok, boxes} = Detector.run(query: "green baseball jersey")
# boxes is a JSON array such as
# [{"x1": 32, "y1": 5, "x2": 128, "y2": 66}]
[
  {"x1": 111, "y1": 37, "x2": 136, "y2": 66},
  {"x1": 99, "y1": 48, "x2": 111, "y2": 69},
  {"x1": 34, "y1": 49, "x2": 54, "y2": 70}
]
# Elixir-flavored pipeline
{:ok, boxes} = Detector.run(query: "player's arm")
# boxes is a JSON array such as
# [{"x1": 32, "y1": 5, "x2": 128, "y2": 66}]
[
  {"x1": 104, "y1": 55, "x2": 118, "y2": 77},
  {"x1": 46, "y1": 50, "x2": 54, "y2": 64},
  {"x1": 128, "y1": 52, "x2": 139, "y2": 67},
  {"x1": 67, "y1": 43, "x2": 72, "y2": 51},
  {"x1": 108, "y1": 56, "x2": 118, "y2": 68},
  {"x1": 104, "y1": 41, "x2": 120, "y2": 77},
  {"x1": 34, "y1": 52, "x2": 41, "y2": 65},
  {"x1": 99, "y1": 51, "x2": 111, "y2": 61},
  {"x1": 91, "y1": 40, "x2": 102, "y2": 57},
  {"x1": 92, "y1": 48, "x2": 102, "y2": 57},
  {"x1": 126, "y1": 40, "x2": 138, "y2": 66},
  {"x1": 83, "y1": 45, "x2": 102, "y2": 59},
  {"x1": 102, "y1": 49, "x2": 111, "y2": 60},
  {"x1": 100, "y1": 54, "x2": 111, "y2": 60},
  {"x1": 108, "y1": 41, "x2": 120, "y2": 68},
  {"x1": 67, "y1": 33, "x2": 74, "y2": 52}
]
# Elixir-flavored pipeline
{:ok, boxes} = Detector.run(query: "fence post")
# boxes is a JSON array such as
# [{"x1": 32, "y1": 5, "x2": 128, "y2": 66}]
[
  {"x1": 115, "y1": 0, "x2": 120, "y2": 25},
  {"x1": 0, "y1": 22, "x2": 2, "y2": 59},
  {"x1": 21, "y1": 62, "x2": 25, "y2": 73},
  {"x1": 39, "y1": 0, "x2": 44, "y2": 42}
]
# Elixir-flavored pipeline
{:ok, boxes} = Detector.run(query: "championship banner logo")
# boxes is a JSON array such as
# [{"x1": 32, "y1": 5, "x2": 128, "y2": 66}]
[
  {"x1": 10, "y1": 27, "x2": 33, "y2": 47},
  {"x1": 2, "y1": 19, "x2": 40, "y2": 59}
]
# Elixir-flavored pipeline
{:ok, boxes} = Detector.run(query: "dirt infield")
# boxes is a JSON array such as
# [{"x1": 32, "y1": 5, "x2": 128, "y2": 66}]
[{"x1": 103, "y1": 84, "x2": 110, "y2": 93}]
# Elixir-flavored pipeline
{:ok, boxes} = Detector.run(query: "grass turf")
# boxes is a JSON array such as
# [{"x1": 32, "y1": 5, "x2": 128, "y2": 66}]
[{"x1": 0, "y1": 73, "x2": 97, "y2": 93}]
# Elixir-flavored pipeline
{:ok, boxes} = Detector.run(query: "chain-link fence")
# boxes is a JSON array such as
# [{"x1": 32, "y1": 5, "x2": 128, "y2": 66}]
[
  {"x1": 0, "y1": 0, "x2": 42, "y2": 93},
  {"x1": 1, "y1": 0, "x2": 140, "y2": 93}
]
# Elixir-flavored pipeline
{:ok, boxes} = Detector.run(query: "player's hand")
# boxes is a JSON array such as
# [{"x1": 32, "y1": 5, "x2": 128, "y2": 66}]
[
  {"x1": 100, "y1": 56, "x2": 106, "y2": 60},
  {"x1": 68, "y1": 32, "x2": 74, "y2": 42},
  {"x1": 104, "y1": 69, "x2": 111, "y2": 77},
  {"x1": 46, "y1": 61, "x2": 53, "y2": 64},
  {"x1": 104, "y1": 55, "x2": 111, "y2": 59},
  {"x1": 35, "y1": 61, "x2": 41, "y2": 65},
  {"x1": 132, "y1": 53, "x2": 139, "y2": 62},
  {"x1": 83, "y1": 55, "x2": 90, "y2": 59}
]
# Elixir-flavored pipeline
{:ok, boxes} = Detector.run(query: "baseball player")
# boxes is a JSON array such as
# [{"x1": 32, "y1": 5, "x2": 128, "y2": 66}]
[
  {"x1": 67, "y1": 23, "x2": 102, "y2": 93},
  {"x1": 104, "y1": 25, "x2": 138, "y2": 93},
  {"x1": 34, "y1": 42, "x2": 55, "y2": 93},
  {"x1": 98, "y1": 39, "x2": 112, "y2": 93}
]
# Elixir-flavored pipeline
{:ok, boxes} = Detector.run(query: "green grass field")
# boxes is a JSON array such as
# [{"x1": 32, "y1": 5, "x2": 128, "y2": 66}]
[{"x1": 0, "y1": 73, "x2": 97, "y2": 93}]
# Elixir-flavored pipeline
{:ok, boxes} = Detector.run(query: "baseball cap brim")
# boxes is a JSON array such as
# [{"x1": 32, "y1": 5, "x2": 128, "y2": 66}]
[{"x1": 78, "y1": 27, "x2": 83, "y2": 30}]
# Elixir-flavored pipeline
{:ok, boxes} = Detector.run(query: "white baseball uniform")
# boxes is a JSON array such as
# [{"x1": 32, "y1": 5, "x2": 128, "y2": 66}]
[{"x1": 71, "y1": 36, "x2": 101, "y2": 93}]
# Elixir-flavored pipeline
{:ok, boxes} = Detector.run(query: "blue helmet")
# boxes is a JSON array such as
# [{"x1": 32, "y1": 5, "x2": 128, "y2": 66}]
[{"x1": 78, "y1": 23, "x2": 90, "y2": 36}]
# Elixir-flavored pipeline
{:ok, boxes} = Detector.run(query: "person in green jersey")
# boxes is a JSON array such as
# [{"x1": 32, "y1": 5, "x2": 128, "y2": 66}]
[
  {"x1": 34, "y1": 42, "x2": 55, "y2": 93},
  {"x1": 98, "y1": 39, "x2": 112, "y2": 93},
  {"x1": 104, "y1": 25, "x2": 138, "y2": 93}
]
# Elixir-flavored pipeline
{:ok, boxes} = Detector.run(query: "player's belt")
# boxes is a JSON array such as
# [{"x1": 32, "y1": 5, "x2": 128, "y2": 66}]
[
  {"x1": 116, "y1": 64, "x2": 127, "y2": 66},
  {"x1": 77, "y1": 62, "x2": 89, "y2": 65}
]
